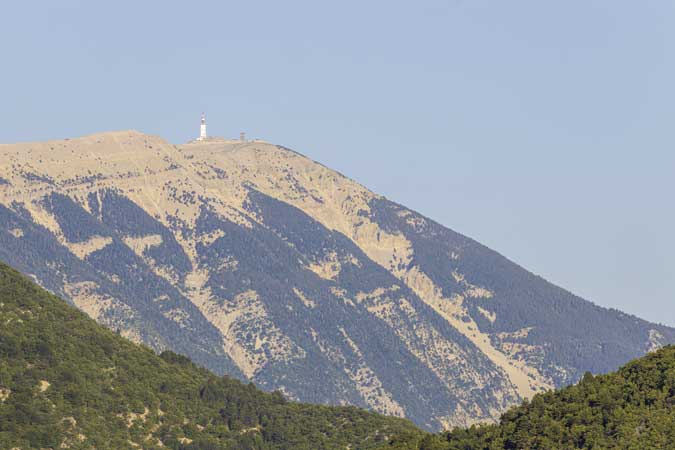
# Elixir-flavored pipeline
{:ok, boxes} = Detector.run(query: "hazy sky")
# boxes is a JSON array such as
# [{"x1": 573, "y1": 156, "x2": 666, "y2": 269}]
[{"x1": 1, "y1": 1, "x2": 674, "y2": 325}]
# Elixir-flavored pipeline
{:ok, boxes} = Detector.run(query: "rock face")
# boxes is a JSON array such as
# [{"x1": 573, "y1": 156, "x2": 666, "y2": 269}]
[{"x1": 0, "y1": 130, "x2": 672, "y2": 430}]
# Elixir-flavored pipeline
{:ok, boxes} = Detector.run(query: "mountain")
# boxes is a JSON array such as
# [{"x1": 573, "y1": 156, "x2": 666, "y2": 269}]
[
  {"x1": 0, "y1": 261, "x2": 423, "y2": 449},
  {"x1": 0, "y1": 130, "x2": 673, "y2": 430},
  {"x1": 422, "y1": 345, "x2": 675, "y2": 449}
]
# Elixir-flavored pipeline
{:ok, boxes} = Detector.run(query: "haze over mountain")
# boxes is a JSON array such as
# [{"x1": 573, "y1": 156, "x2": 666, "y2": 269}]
[{"x1": 0, "y1": 130, "x2": 672, "y2": 430}]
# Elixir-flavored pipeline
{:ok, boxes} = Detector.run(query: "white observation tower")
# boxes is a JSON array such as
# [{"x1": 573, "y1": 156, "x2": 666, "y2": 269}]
[{"x1": 197, "y1": 112, "x2": 207, "y2": 141}]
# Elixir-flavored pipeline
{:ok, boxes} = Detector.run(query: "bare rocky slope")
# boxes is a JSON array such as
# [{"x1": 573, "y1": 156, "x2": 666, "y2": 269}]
[{"x1": 0, "y1": 130, "x2": 672, "y2": 430}]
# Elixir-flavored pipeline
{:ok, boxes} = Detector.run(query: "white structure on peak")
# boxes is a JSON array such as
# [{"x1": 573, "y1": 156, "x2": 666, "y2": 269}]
[
  {"x1": 190, "y1": 114, "x2": 255, "y2": 144},
  {"x1": 197, "y1": 113, "x2": 207, "y2": 141}
]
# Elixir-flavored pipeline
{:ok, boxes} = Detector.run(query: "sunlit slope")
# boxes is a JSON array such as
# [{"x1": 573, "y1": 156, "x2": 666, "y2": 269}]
[{"x1": 0, "y1": 130, "x2": 672, "y2": 430}]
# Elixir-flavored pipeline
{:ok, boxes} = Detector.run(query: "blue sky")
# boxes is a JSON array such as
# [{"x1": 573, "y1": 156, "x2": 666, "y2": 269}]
[{"x1": 1, "y1": 1, "x2": 674, "y2": 325}]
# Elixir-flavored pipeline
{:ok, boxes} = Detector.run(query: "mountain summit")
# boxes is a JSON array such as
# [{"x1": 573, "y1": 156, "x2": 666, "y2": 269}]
[{"x1": 0, "y1": 130, "x2": 671, "y2": 430}]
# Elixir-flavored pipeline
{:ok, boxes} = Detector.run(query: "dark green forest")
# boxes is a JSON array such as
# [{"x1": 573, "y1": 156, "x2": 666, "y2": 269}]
[
  {"x1": 400, "y1": 346, "x2": 675, "y2": 449},
  {"x1": 0, "y1": 262, "x2": 423, "y2": 449}
]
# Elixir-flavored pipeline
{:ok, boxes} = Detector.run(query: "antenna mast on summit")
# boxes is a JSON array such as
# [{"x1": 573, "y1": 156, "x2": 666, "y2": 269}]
[{"x1": 198, "y1": 113, "x2": 207, "y2": 141}]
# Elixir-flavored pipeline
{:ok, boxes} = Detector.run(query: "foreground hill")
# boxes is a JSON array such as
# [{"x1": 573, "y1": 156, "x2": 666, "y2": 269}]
[
  {"x1": 0, "y1": 130, "x2": 673, "y2": 429},
  {"x1": 0, "y1": 262, "x2": 422, "y2": 449},
  {"x1": 5, "y1": 259, "x2": 675, "y2": 450},
  {"x1": 421, "y1": 345, "x2": 675, "y2": 449}
]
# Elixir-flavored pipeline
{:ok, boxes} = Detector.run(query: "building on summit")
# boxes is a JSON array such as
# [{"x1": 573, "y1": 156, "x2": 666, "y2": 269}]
[
  {"x1": 197, "y1": 113, "x2": 208, "y2": 141},
  {"x1": 192, "y1": 113, "x2": 257, "y2": 144}
]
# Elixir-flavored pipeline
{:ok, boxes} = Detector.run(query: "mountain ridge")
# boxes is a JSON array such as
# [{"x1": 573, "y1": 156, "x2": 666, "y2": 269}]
[{"x1": 0, "y1": 130, "x2": 672, "y2": 430}]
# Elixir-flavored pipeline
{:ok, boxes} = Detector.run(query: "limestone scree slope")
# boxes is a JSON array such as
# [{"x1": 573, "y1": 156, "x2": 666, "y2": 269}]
[{"x1": 0, "y1": 130, "x2": 672, "y2": 430}]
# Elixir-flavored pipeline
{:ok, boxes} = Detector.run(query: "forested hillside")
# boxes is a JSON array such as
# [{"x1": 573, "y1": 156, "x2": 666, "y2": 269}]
[
  {"x1": 6, "y1": 255, "x2": 675, "y2": 450},
  {"x1": 403, "y1": 346, "x2": 675, "y2": 449},
  {"x1": 0, "y1": 262, "x2": 423, "y2": 449}
]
